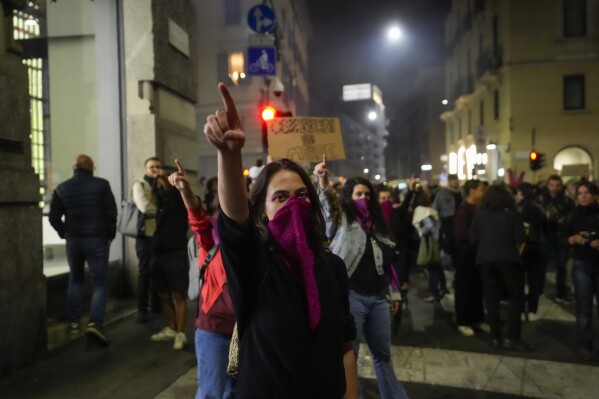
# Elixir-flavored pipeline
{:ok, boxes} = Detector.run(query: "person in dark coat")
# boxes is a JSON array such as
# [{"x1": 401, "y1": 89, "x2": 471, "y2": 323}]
[
  {"x1": 49, "y1": 154, "x2": 117, "y2": 347},
  {"x1": 453, "y1": 179, "x2": 486, "y2": 337},
  {"x1": 565, "y1": 181, "x2": 599, "y2": 361},
  {"x1": 203, "y1": 83, "x2": 358, "y2": 399},
  {"x1": 540, "y1": 175, "x2": 575, "y2": 303},
  {"x1": 149, "y1": 164, "x2": 190, "y2": 350},
  {"x1": 515, "y1": 183, "x2": 548, "y2": 322},
  {"x1": 470, "y1": 184, "x2": 529, "y2": 351}
]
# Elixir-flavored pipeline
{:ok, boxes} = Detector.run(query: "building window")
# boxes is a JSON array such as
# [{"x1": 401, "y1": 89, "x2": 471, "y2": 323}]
[
  {"x1": 224, "y1": 0, "x2": 241, "y2": 26},
  {"x1": 218, "y1": 52, "x2": 249, "y2": 86},
  {"x1": 228, "y1": 52, "x2": 246, "y2": 85},
  {"x1": 492, "y1": 15, "x2": 499, "y2": 53},
  {"x1": 493, "y1": 90, "x2": 499, "y2": 119},
  {"x1": 563, "y1": 0, "x2": 586, "y2": 37},
  {"x1": 479, "y1": 101, "x2": 484, "y2": 125},
  {"x1": 563, "y1": 75, "x2": 585, "y2": 110},
  {"x1": 13, "y1": 10, "x2": 48, "y2": 193}
]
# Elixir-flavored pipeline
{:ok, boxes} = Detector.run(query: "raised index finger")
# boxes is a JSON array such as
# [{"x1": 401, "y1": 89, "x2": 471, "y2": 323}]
[
  {"x1": 175, "y1": 159, "x2": 185, "y2": 174},
  {"x1": 322, "y1": 153, "x2": 327, "y2": 167},
  {"x1": 218, "y1": 82, "x2": 240, "y2": 129}
]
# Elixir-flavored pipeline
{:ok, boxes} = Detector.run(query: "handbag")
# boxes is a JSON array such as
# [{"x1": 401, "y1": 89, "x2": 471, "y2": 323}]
[
  {"x1": 227, "y1": 323, "x2": 239, "y2": 377},
  {"x1": 187, "y1": 237, "x2": 219, "y2": 301},
  {"x1": 416, "y1": 234, "x2": 442, "y2": 266},
  {"x1": 117, "y1": 192, "x2": 144, "y2": 238}
]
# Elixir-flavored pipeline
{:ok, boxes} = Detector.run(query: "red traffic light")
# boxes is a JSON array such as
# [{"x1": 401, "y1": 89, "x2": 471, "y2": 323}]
[
  {"x1": 261, "y1": 106, "x2": 276, "y2": 122},
  {"x1": 530, "y1": 151, "x2": 538, "y2": 161}
]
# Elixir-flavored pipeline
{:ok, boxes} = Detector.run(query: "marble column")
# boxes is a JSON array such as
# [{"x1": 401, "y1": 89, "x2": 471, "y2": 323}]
[{"x1": 0, "y1": 0, "x2": 46, "y2": 378}]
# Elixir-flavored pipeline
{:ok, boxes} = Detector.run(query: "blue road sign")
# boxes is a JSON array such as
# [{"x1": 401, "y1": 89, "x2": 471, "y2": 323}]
[
  {"x1": 247, "y1": 4, "x2": 275, "y2": 33},
  {"x1": 247, "y1": 47, "x2": 276, "y2": 76}
]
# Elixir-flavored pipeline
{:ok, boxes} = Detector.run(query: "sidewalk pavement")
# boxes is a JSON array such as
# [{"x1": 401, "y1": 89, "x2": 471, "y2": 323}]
[{"x1": 0, "y1": 266, "x2": 595, "y2": 399}]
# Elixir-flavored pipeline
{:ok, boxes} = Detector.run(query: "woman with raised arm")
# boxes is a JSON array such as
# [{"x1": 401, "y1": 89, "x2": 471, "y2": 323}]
[
  {"x1": 203, "y1": 83, "x2": 358, "y2": 399},
  {"x1": 168, "y1": 159, "x2": 236, "y2": 399},
  {"x1": 314, "y1": 157, "x2": 409, "y2": 399}
]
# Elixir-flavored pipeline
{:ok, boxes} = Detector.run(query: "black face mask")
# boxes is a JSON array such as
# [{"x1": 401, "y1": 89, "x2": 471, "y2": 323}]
[{"x1": 144, "y1": 174, "x2": 156, "y2": 186}]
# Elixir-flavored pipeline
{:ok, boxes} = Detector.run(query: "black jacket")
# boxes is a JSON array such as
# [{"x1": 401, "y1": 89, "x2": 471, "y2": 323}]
[
  {"x1": 540, "y1": 192, "x2": 574, "y2": 241},
  {"x1": 49, "y1": 169, "x2": 117, "y2": 240},
  {"x1": 152, "y1": 186, "x2": 188, "y2": 253},
  {"x1": 515, "y1": 198, "x2": 547, "y2": 243},
  {"x1": 566, "y1": 202, "x2": 599, "y2": 265},
  {"x1": 470, "y1": 208, "x2": 525, "y2": 266}
]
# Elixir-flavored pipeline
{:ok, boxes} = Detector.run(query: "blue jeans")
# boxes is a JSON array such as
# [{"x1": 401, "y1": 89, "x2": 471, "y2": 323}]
[
  {"x1": 545, "y1": 240, "x2": 570, "y2": 298},
  {"x1": 66, "y1": 237, "x2": 110, "y2": 325},
  {"x1": 349, "y1": 291, "x2": 409, "y2": 399},
  {"x1": 425, "y1": 263, "x2": 447, "y2": 297},
  {"x1": 572, "y1": 260, "x2": 599, "y2": 350},
  {"x1": 195, "y1": 329, "x2": 235, "y2": 399}
]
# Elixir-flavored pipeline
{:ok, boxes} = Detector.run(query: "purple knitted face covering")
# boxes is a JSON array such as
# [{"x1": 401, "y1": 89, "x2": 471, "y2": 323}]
[
  {"x1": 380, "y1": 200, "x2": 393, "y2": 221},
  {"x1": 210, "y1": 213, "x2": 220, "y2": 246},
  {"x1": 354, "y1": 197, "x2": 372, "y2": 233},
  {"x1": 267, "y1": 196, "x2": 321, "y2": 331}
]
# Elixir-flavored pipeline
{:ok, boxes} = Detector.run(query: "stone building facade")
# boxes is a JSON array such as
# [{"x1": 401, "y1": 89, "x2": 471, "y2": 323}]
[{"x1": 441, "y1": 0, "x2": 599, "y2": 182}]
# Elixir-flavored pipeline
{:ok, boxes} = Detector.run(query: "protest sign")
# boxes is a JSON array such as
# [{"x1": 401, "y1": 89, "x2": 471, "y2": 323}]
[{"x1": 266, "y1": 117, "x2": 345, "y2": 162}]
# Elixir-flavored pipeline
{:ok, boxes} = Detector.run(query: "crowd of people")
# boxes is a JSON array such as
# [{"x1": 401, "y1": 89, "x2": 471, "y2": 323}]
[{"x1": 48, "y1": 84, "x2": 599, "y2": 399}]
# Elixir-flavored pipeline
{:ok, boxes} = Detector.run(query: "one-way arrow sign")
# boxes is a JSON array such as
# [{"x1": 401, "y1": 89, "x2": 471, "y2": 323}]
[{"x1": 247, "y1": 4, "x2": 275, "y2": 33}]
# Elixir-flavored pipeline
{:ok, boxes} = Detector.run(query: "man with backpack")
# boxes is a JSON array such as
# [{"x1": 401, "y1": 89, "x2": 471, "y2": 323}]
[{"x1": 131, "y1": 157, "x2": 163, "y2": 322}]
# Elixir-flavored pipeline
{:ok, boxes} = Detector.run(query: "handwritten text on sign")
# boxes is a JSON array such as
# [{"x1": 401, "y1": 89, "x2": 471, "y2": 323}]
[{"x1": 267, "y1": 117, "x2": 346, "y2": 162}]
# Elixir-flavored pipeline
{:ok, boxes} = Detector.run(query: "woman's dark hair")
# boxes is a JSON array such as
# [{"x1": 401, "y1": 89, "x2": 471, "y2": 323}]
[
  {"x1": 341, "y1": 177, "x2": 392, "y2": 238},
  {"x1": 576, "y1": 180, "x2": 599, "y2": 196},
  {"x1": 206, "y1": 176, "x2": 218, "y2": 193},
  {"x1": 248, "y1": 158, "x2": 327, "y2": 251},
  {"x1": 412, "y1": 188, "x2": 431, "y2": 207},
  {"x1": 479, "y1": 184, "x2": 515, "y2": 211},
  {"x1": 517, "y1": 182, "x2": 536, "y2": 200}
]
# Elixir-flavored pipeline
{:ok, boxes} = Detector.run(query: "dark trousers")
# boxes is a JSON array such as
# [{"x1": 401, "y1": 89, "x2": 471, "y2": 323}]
[
  {"x1": 66, "y1": 237, "x2": 110, "y2": 325},
  {"x1": 572, "y1": 260, "x2": 599, "y2": 350},
  {"x1": 545, "y1": 239, "x2": 570, "y2": 298},
  {"x1": 480, "y1": 262, "x2": 525, "y2": 340},
  {"x1": 397, "y1": 246, "x2": 417, "y2": 286},
  {"x1": 522, "y1": 241, "x2": 546, "y2": 313},
  {"x1": 425, "y1": 262, "x2": 447, "y2": 296},
  {"x1": 135, "y1": 236, "x2": 160, "y2": 313},
  {"x1": 454, "y1": 249, "x2": 484, "y2": 325}
]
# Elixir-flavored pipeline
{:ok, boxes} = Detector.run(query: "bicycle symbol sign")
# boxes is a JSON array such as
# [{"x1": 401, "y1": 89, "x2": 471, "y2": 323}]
[{"x1": 247, "y1": 47, "x2": 276, "y2": 76}]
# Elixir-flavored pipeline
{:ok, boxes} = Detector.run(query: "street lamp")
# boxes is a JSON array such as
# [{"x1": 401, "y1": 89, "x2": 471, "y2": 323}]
[
  {"x1": 387, "y1": 25, "x2": 403, "y2": 42},
  {"x1": 367, "y1": 111, "x2": 377, "y2": 120},
  {"x1": 363, "y1": 168, "x2": 369, "y2": 174}
]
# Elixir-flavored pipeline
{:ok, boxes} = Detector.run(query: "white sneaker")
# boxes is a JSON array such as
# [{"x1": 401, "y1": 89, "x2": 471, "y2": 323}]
[
  {"x1": 457, "y1": 325, "x2": 475, "y2": 337},
  {"x1": 173, "y1": 332, "x2": 187, "y2": 350},
  {"x1": 527, "y1": 312, "x2": 541, "y2": 322},
  {"x1": 151, "y1": 326, "x2": 176, "y2": 341},
  {"x1": 477, "y1": 323, "x2": 491, "y2": 333}
]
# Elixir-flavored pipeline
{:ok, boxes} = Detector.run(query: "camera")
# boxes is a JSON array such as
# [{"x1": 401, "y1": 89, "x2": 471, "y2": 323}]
[{"x1": 580, "y1": 231, "x2": 598, "y2": 240}]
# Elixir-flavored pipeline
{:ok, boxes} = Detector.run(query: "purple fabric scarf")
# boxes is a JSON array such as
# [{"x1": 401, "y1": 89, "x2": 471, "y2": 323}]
[
  {"x1": 380, "y1": 200, "x2": 393, "y2": 221},
  {"x1": 267, "y1": 196, "x2": 321, "y2": 331},
  {"x1": 354, "y1": 197, "x2": 372, "y2": 233}
]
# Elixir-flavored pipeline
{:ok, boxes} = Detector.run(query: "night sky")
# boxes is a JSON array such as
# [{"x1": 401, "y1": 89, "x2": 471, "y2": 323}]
[{"x1": 306, "y1": 0, "x2": 450, "y2": 115}]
